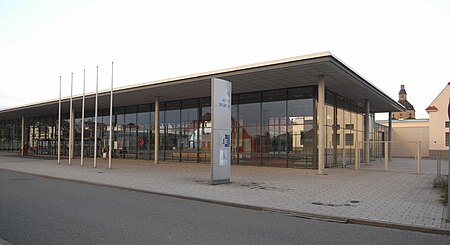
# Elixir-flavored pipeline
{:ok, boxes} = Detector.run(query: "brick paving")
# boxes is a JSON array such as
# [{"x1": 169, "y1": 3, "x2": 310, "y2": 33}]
[{"x1": 0, "y1": 154, "x2": 448, "y2": 232}]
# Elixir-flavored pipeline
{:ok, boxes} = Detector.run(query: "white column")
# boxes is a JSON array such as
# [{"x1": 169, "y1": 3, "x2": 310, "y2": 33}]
[
  {"x1": 21, "y1": 116, "x2": 25, "y2": 156},
  {"x1": 154, "y1": 96, "x2": 160, "y2": 164},
  {"x1": 58, "y1": 76, "x2": 61, "y2": 164},
  {"x1": 81, "y1": 70, "x2": 85, "y2": 167},
  {"x1": 364, "y1": 99, "x2": 370, "y2": 165},
  {"x1": 94, "y1": 66, "x2": 99, "y2": 168},
  {"x1": 108, "y1": 62, "x2": 114, "y2": 169},
  {"x1": 317, "y1": 75, "x2": 325, "y2": 175},
  {"x1": 69, "y1": 72, "x2": 73, "y2": 165}
]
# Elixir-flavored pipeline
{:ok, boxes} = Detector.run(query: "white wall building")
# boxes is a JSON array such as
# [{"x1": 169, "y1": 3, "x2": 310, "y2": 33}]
[
  {"x1": 426, "y1": 82, "x2": 450, "y2": 159},
  {"x1": 378, "y1": 119, "x2": 429, "y2": 158}
]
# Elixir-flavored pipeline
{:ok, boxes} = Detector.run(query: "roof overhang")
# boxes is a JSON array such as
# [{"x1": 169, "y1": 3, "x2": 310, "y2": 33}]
[{"x1": 0, "y1": 52, "x2": 404, "y2": 120}]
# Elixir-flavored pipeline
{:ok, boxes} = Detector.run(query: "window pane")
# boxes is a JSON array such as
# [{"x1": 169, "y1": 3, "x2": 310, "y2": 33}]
[{"x1": 239, "y1": 125, "x2": 260, "y2": 166}]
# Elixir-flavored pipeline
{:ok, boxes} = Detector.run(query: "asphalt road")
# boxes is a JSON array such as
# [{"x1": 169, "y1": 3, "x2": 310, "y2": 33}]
[{"x1": 0, "y1": 169, "x2": 449, "y2": 245}]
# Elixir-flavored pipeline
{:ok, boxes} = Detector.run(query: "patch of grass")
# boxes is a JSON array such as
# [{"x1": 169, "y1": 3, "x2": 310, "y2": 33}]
[{"x1": 443, "y1": 185, "x2": 449, "y2": 204}]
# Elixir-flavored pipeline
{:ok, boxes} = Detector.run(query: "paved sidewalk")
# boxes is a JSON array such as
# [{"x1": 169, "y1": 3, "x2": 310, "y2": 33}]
[{"x1": 0, "y1": 155, "x2": 448, "y2": 234}]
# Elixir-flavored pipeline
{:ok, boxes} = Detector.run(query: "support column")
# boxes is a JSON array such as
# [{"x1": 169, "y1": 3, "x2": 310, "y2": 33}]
[
  {"x1": 364, "y1": 99, "x2": 370, "y2": 165},
  {"x1": 388, "y1": 112, "x2": 392, "y2": 160},
  {"x1": 21, "y1": 116, "x2": 25, "y2": 156},
  {"x1": 154, "y1": 96, "x2": 160, "y2": 164},
  {"x1": 317, "y1": 75, "x2": 325, "y2": 175}
]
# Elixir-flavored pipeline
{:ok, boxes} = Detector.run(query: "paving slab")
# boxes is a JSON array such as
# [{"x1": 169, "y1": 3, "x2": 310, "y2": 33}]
[{"x1": 0, "y1": 154, "x2": 448, "y2": 234}]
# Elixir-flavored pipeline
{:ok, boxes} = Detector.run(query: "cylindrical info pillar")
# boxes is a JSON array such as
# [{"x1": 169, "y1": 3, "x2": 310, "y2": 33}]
[
  {"x1": 317, "y1": 75, "x2": 325, "y2": 175},
  {"x1": 21, "y1": 116, "x2": 25, "y2": 156},
  {"x1": 364, "y1": 99, "x2": 370, "y2": 165},
  {"x1": 154, "y1": 96, "x2": 160, "y2": 164}
]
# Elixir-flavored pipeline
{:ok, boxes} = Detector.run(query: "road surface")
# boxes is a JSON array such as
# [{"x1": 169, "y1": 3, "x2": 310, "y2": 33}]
[{"x1": 0, "y1": 169, "x2": 449, "y2": 244}]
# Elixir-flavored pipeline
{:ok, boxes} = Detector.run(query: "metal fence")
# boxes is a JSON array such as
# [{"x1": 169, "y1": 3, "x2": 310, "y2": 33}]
[
  {"x1": 355, "y1": 141, "x2": 450, "y2": 175},
  {"x1": 355, "y1": 141, "x2": 422, "y2": 173}
]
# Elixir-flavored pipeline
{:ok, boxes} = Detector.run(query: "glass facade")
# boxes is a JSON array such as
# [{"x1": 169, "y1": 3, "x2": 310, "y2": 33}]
[
  {"x1": 325, "y1": 92, "x2": 365, "y2": 168},
  {"x1": 287, "y1": 88, "x2": 315, "y2": 168},
  {"x1": 0, "y1": 85, "x2": 386, "y2": 169},
  {"x1": 0, "y1": 119, "x2": 21, "y2": 152}
]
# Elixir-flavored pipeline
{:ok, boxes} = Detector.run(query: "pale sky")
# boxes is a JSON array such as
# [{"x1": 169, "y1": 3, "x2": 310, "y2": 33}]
[{"x1": 1, "y1": 0, "x2": 450, "y2": 119}]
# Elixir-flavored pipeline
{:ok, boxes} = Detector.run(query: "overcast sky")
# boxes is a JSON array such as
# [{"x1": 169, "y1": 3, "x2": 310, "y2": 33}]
[{"x1": 1, "y1": 0, "x2": 449, "y2": 119}]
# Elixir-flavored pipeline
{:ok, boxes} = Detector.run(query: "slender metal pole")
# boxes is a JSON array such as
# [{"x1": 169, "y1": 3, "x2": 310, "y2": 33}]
[
  {"x1": 81, "y1": 70, "x2": 86, "y2": 167},
  {"x1": 58, "y1": 76, "x2": 61, "y2": 164},
  {"x1": 109, "y1": 62, "x2": 114, "y2": 169},
  {"x1": 94, "y1": 66, "x2": 99, "y2": 168},
  {"x1": 69, "y1": 72, "x2": 73, "y2": 165}
]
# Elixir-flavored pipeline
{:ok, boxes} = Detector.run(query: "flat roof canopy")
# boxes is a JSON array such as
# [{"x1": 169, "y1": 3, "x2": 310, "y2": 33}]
[{"x1": 0, "y1": 52, "x2": 404, "y2": 120}]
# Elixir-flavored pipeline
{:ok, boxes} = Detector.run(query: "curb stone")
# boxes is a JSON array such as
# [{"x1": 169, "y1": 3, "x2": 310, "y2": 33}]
[{"x1": 0, "y1": 237, "x2": 12, "y2": 245}]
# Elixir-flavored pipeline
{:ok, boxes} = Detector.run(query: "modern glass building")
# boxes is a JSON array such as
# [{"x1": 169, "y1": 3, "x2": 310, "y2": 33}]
[{"x1": 0, "y1": 52, "x2": 401, "y2": 169}]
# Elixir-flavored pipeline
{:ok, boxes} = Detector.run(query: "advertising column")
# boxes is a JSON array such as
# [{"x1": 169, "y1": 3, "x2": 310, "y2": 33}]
[{"x1": 210, "y1": 78, "x2": 232, "y2": 185}]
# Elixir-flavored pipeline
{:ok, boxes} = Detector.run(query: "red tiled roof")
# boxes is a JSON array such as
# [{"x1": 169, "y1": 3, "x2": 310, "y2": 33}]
[{"x1": 426, "y1": 105, "x2": 438, "y2": 111}]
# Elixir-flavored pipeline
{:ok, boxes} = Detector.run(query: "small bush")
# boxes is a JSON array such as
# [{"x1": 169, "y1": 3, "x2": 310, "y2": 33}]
[{"x1": 434, "y1": 175, "x2": 448, "y2": 204}]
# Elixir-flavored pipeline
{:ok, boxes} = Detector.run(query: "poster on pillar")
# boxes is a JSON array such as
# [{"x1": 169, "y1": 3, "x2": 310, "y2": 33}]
[{"x1": 210, "y1": 78, "x2": 232, "y2": 185}]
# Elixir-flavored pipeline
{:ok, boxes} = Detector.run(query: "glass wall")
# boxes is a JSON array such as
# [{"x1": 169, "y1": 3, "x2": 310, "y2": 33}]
[
  {"x1": 100, "y1": 110, "x2": 114, "y2": 157},
  {"x1": 286, "y1": 87, "x2": 314, "y2": 168},
  {"x1": 124, "y1": 106, "x2": 138, "y2": 159},
  {"x1": 0, "y1": 119, "x2": 21, "y2": 152},
  {"x1": 261, "y1": 90, "x2": 287, "y2": 167},
  {"x1": 136, "y1": 104, "x2": 152, "y2": 160},
  {"x1": 237, "y1": 92, "x2": 261, "y2": 166},
  {"x1": 0, "y1": 84, "x2": 375, "y2": 169},
  {"x1": 25, "y1": 115, "x2": 60, "y2": 156},
  {"x1": 199, "y1": 98, "x2": 211, "y2": 162},
  {"x1": 326, "y1": 92, "x2": 365, "y2": 168},
  {"x1": 180, "y1": 99, "x2": 199, "y2": 162},
  {"x1": 163, "y1": 101, "x2": 181, "y2": 161}
]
